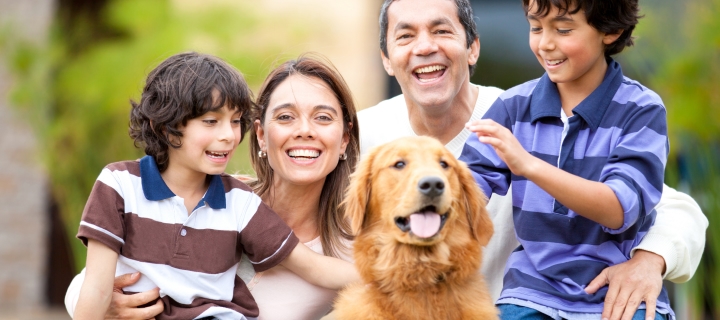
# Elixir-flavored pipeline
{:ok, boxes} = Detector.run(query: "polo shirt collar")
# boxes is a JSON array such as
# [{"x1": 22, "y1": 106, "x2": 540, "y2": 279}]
[
  {"x1": 530, "y1": 58, "x2": 624, "y2": 130},
  {"x1": 139, "y1": 155, "x2": 227, "y2": 209}
]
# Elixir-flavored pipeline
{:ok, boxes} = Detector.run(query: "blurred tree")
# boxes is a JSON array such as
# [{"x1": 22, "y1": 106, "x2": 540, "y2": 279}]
[
  {"x1": 3, "y1": 0, "x2": 314, "y2": 270},
  {"x1": 622, "y1": 0, "x2": 720, "y2": 318}
]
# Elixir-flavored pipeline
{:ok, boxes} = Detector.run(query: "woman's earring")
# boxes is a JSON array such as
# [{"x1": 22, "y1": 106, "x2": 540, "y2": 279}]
[
  {"x1": 258, "y1": 150, "x2": 267, "y2": 158},
  {"x1": 339, "y1": 153, "x2": 347, "y2": 161}
]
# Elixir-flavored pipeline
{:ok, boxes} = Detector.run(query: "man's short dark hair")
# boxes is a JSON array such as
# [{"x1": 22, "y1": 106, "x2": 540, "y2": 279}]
[
  {"x1": 128, "y1": 52, "x2": 253, "y2": 172},
  {"x1": 379, "y1": 0, "x2": 479, "y2": 75},
  {"x1": 522, "y1": 0, "x2": 641, "y2": 56}
]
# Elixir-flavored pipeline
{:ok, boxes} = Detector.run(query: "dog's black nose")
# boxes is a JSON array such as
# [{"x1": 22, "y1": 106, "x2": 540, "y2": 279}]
[{"x1": 418, "y1": 176, "x2": 444, "y2": 197}]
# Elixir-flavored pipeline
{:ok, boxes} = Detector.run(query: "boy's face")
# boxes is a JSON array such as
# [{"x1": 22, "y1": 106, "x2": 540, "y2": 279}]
[
  {"x1": 166, "y1": 105, "x2": 243, "y2": 176},
  {"x1": 526, "y1": 2, "x2": 621, "y2": 92},
  {"x1": 381, "y1": 0, "x2": 479, "y2": 113}
]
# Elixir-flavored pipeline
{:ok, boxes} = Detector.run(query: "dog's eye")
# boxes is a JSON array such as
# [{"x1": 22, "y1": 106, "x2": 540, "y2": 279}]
[
  {"x1": 440, "y1": 160, "x2": 449, "y2": 169},
  {"x1": 393, "y1": 161, "x2": 406, "y2": 169}
]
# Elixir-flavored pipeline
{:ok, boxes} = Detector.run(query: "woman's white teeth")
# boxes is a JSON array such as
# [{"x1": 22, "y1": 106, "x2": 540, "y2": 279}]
[
  {"x1": 206, "y1": 151, "x2": 228, "y2": 158},
  {"x1": 414, "y1": 65, "x2": 446, "y2": 74},
  {"x1": 288, "y1": 149, "x2": 320, "y2": 158}
]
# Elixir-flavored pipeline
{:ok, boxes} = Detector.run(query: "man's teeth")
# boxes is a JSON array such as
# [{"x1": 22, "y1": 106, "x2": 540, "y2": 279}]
[
  {"x1": 547, "y1": 59, "x2": 566, "y2": 66},
  {"x1": 207, "y1": 151, "x2": 228, "y2": 158},
  {"x1": 288, "y1": 149, "x2": 320, "y2": 158},
  {"x1": 414, "y1": 65, "x2": 446, "y2": 74}
]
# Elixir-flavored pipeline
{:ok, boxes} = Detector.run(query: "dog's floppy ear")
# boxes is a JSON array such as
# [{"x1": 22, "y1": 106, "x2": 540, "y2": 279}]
[
  {"x1": 457, "y1": 161, "x2": 494, "y2": 246},
  {"x1": 343, "y1": 148, "x2": 376, "y2": 236}
]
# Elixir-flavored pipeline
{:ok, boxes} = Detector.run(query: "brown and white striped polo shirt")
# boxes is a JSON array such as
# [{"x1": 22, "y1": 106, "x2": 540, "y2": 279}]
[{"x1": 77, "y1": 156, "x2": 299, "y2": 320}]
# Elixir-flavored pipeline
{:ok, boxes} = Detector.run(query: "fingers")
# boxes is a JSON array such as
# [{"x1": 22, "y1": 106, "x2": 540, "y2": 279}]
[
  {"x1": 123, "y1": 287, "x2": 161, "y2": 307},
  {"x1": 108, "y1": 289, "x2": 163, "y2": 320},
  {"x1": 619, "y1": 290, "x2": 644, "y2": 320},
  {"x1": 644, "y1": 296, "x2": 657, "y2": 320},
  {"x1": 465, "y1": 120, "x2": 504, "y2": 136},
  {"x1": 601, "y1": 281, "x2": 620, "y2": 320},
  {"x1": 585, "y1": 269, "x2": 609, "y2": 294},
  {"x1": 113, "y1": 272, "x2": 140, "y2": 289}
]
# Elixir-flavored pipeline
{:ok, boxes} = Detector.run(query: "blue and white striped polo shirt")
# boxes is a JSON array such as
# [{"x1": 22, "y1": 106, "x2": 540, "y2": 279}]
[{"x1": 460, "y1": 60, "x2": 673, "y2": 318}]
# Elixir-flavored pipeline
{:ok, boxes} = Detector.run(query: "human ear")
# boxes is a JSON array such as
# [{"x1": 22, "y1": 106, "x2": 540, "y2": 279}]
[
  {"x1": 467, "y1": 37, "x2": 480, "y2": 66},
  {"x1": 380, "y1": 50, "x2": 395, "y2": 76},
  {"x1": 602, "y1": 29, "x2": 624, "y2": 45},
  {"x1": 254, "y1": 119, "x2": 266, "y2": 150},
  {"x1": 340, "y1": 122, "x2": 351, "y2": 154}
]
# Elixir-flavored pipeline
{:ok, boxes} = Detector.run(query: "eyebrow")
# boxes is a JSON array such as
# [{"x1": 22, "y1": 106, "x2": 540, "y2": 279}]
[
  {"x1": 270, "y1": 103, "x2": 339, "y2": 116},
  {"x1": 526, "y1": 14, "x2": 575, "y2": 23},
  {"x1": 393, "y1": 17, "x2": 454, "y2": 33}
]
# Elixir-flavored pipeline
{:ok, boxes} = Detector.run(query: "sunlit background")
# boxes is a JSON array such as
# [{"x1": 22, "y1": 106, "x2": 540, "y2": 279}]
[{"x1": 0, "y1": 0, "x2": 717, "y2": 319}]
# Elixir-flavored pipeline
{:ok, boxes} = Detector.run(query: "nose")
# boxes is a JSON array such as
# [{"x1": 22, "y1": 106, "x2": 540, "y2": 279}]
[
  {"x1": 538, "y1": 31, "x2": 555, "y2": 51},
  {"x1": 219, "y1": 120, "x2": 237, "y2": 144},
  {"x1": 412, "y1": 32, "x2": 438, "y2": 56},
  {"x1": 295, "y1": 116, "x2": 315, "y2": 139},
  {"x1": 418, "y1": 176, "x2": 445, "y2": 197}
]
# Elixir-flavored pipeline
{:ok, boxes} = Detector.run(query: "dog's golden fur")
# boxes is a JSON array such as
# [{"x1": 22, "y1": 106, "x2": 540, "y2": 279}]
[{"x1": 333, "y1": 136, "x2": 498, "y2": 320}]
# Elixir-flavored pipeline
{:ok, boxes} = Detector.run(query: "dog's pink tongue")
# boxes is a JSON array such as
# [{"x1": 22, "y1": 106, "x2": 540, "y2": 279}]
[{"x1": 409, "y1": 212, "x2": 441, "y2": 238}]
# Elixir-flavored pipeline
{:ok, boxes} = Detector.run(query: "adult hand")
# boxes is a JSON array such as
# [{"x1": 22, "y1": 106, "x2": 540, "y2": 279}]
[
  {"x1": 585, "y1": 250, "x2": 666, "y2": 320},
  {"x1": 107, "y1": 272, "x2": 163, "y2": 320}
]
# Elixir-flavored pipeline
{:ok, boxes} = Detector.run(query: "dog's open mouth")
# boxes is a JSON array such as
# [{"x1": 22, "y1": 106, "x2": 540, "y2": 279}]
[{"x1": 394, "y1": 205, "x2": 448, "y2": 239}]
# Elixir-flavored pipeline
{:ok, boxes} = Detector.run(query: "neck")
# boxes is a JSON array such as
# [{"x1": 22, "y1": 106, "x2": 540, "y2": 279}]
[
  {"x1": 160, "y1": 162, "x2": 208, "y2": 199},
  {"x1": 406, "y1": 83, "x2": 478, "y2": 145},
  {"x1": 558, "y1": 57, "x2": 608, "y2": 115},
  {"x1": 262, "y1": 178, "x2": 325, "y2": 242}
]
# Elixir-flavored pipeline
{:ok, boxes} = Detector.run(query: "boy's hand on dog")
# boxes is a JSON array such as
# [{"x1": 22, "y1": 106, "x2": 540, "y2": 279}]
[
  {"x1": 585, "y1": 250, "x2": 665, "y2": 320},
  {"x1": 106, "y1": 272, "x2": 163, "y2": 320}
]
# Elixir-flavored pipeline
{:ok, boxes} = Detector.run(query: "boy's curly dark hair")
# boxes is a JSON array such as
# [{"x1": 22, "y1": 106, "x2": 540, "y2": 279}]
[
  {"x1": 128, "y1": 52, "x2": 253, "y2": 172},
  {"x1": 522, "y1": 0, "x2": 641, "y2": 56}
]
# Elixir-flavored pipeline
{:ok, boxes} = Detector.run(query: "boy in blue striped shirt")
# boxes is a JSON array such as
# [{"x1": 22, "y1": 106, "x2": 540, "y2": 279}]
[{"x1": 460, "y1": 0, "x2": 672, "y2": 319}]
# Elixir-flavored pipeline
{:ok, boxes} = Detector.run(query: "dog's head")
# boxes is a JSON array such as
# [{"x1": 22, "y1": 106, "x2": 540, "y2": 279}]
[{"x1": 344, "y1": 136, "x2": 492, "y2": 247}]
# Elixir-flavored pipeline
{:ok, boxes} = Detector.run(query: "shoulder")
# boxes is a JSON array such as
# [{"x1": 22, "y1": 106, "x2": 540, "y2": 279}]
[
  {"x1": 497, "y1": 78, "x2": 541, "y2": 101},
  {"x1": 103, "y1": 159, "x2": 141, "y2": 176},
  {"x1": 358, "y1": 94, "x2": 408, "y2": 121},
  {"x1": 219, "y1": 173, "x2": 254, "y2": 193},
  {"x1": 474, "y1": 83, "x2": 505, "y2": 99},
  {"x1": 614, "y1": 76, "x2": 666, "y2": 109}
]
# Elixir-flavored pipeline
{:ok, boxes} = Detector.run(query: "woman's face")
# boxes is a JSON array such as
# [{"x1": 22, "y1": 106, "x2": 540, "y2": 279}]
[{"x1": 255, "y1": 74, "x2": 349, "y2": 187}]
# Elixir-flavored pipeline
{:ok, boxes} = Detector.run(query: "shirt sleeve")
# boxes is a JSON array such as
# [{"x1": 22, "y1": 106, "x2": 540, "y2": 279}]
[
  {"x1": 600, "y1": 103, "x2": 668, "y2": 233},
  {"x1": 238, "y1": 200, "x2": 300, "y2": 273},
  {"x1": 77, "y1": 167, "x2": 127, "y2": 253},
  {"x1": 459, "y1": 98, "x2": 513, "y2": 199},
  {"x1": 632, "y1": 185, "x2": 708, "y2": 282}
]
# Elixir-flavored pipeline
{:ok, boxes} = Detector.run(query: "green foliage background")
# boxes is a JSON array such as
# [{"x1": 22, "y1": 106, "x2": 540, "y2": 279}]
[
  {"x1": 621, "y1": 0, "x2": 720, "y2": 317},
  {"x1": 2, "y1": 0, "x2": 314, "y2": 271}
]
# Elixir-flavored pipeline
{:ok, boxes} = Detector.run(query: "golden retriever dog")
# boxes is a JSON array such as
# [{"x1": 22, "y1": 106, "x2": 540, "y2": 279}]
[{"x1": 333, "y1": 136, "x2": 498, "y2": 320}]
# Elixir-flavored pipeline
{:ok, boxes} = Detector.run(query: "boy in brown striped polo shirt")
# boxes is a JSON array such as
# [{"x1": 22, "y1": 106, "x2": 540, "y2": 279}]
[{"x1": 73, "y1": 52, "x2": 359, "y2": 320}]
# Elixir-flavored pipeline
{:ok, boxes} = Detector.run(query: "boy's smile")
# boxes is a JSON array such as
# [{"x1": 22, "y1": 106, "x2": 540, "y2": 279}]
[{"x1": 526, "y1": 2, "x2": 621, "y2": 101}]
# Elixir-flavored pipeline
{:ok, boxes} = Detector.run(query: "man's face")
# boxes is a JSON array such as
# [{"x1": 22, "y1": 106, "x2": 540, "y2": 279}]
[{"x1": 382, "y1": 0, "x2": 479, "y2": 112}]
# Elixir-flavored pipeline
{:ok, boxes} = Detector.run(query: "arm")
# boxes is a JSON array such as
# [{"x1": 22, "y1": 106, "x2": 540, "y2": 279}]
[
  {"x1": 74, "y1": 239, "x2": 119, "y2": 320},
  {"x1": 633, "y1": 184, "x2": 707, "y2": 282},
  {"x1": 65, "y1": 270, "x2": 163, "y2": 320},
  {"x1": 280, "y1": 242, "x2": 360, "y2": 290},
  {"x1": 466, "y1": 119, "x2": 625, "y2": 228},
  {"x1": 585, "y1": 185, "x2": 708, "y2": 320}
]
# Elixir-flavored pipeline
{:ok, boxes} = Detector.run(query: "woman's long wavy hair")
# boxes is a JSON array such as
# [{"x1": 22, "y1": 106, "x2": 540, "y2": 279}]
[{"x1": 248, "y1": 54, "x2": 359, "y2": 258}]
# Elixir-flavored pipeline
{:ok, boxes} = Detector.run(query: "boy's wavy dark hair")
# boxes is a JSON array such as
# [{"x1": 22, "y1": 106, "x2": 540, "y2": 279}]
[
  {"x1": 128, "y1": 52, "x2": 253, "y2": 171},
  {"x1": 522, "y1": 0, "x2": 641, "y2": 56}
]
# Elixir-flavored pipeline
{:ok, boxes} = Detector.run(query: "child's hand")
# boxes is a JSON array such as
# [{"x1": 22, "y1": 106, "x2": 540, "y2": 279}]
[{"x1": 466, "y1": 119, "x2": 538, "y2": 177}]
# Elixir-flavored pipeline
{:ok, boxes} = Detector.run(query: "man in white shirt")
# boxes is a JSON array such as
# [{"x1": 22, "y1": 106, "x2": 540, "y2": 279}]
[{"x1": 358, "y1": 1, "x2": 707, "y2": 319}]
